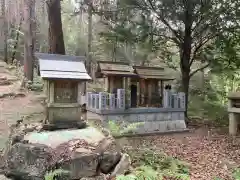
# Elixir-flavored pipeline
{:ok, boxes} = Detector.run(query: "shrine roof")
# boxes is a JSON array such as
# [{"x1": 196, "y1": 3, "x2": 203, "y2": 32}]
[
  {"x1": 35, "y1": 53, "x2": 91, "y2": 80},
  {"x1": 133, "y1": 66, "x2": 175, "y2": 80},
  {"x1": 95, "y1": 61, "x2": 137, "y2": 78}
]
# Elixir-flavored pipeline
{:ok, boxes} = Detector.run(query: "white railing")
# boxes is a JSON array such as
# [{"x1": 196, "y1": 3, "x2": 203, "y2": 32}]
[
  {"x1": 86, "y1": 89, "x2": 185, "y2": 110},
  {"x1": 87, "y1": 89, "x2": 125, "y2": 110}
]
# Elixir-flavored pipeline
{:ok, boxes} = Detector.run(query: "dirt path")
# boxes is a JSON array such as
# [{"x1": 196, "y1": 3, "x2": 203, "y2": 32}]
[{"x1": 0, "y1": 61, "x2": 44, "y2": 149}]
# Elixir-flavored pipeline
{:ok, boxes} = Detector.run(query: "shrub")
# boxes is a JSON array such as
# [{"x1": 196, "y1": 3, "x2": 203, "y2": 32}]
[{"x1": 108, "y1": 120, "x2": 144, "y2": 136}]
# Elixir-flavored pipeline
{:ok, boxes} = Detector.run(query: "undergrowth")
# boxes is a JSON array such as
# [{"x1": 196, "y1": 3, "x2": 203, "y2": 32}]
[
  {"x1": 215, "y1": 168, "x2": 240, "y2": 180},
  {"x1": 233, "y1": 168, "x2": 240, "y2": 180},
  {"x1": 44, "y1": 169, "x2": 69, "y2": 180},
  {"x1": 121, "y1": 148, "x2": 190, "y2": 180},
  {"x1": 108, "y1": 121, "x2": 144, "y2": 136}
]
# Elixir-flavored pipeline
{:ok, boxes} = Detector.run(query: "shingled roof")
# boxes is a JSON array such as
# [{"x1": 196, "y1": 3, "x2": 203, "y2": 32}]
[
  {"x1": 35, "y1": 53, "x2": 91, "y2": 80},
  {"x1": 95, "y1": 61, "x2": 137, "y2": 78},
  {"x1": 133, "y1": 66, "x2": 175, "y2": 80}
]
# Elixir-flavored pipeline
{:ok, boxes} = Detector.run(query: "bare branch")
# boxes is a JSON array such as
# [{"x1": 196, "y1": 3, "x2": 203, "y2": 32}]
[
  {"x1": 190, "y1": 33, "x2": 217, "y2": 65},
  {"x1": 144, "y1": 0, "x2": 182, "y2": 43},
  {"x1": 152, "y1": 32, "x2": 180, "y2": 46},
  {"x1": 190, "y1": 63, "x2": 210, "y2": 77}
]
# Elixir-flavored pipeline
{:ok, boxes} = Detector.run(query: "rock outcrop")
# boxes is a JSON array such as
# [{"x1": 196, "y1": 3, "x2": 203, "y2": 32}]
[{"x1": 2, "y1": 122, "x2": 131, "y2": 180}]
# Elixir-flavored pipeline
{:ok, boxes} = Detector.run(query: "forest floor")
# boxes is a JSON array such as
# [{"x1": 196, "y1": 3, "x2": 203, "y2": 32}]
[
  {"x1": 0, "y1": 61, "x2": 44, "y2": 149},
  {"x1": 0, "y1": 61, "x2": 239, "y2": 180}
]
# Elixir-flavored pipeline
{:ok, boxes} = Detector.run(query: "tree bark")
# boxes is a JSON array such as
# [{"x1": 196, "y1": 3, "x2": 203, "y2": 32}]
[
  {"x1": 87, "y1": 3, "x2": 92, "y2": 73},
  {"x1": 39, "y1": 0, "x2": 48, "y2": 53},
  {"x1": 181, "y1": 66, "x2": 190, "y2": 116},
  {"x1": 83, "y1": 2, "x2": 93, "y2": 95},
  {"x1": 180, "y1": 30, "x2": 192, "y2": 118},
  {"x1": 180, "y1": 3, "x2": 193, "y2": 119},
  {"x1": 11, "y1": 19, "x2": 22, "y2": 63},
  {"x1": 47, "y1": 0, "x2": 65, "y2": 54},
  {"x1": 23, "y1": 0, "x2": 35, "y2": 81},
  {"x1": 1, "y1": 0, "x2": 8, "y2": 62}
]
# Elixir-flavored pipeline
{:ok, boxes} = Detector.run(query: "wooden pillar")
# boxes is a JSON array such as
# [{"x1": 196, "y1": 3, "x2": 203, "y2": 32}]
[
  {"x1": 137, "y1": 81, "x2": 140, "y2": 107},
  {"x1": 121, "y1": 77, "x2": 124, "y2": 89},
  {"x1": 43, "y1": 80, "x2": 48, "y2": 96},
  {"x1": 77, "y1": 82, "x2": 82, "y2": 104},
  {"x1": 160, "y1": 80, "x2": 163, "y2": 106},
  {"x1": 141, "y1": 79, "x2": 146, "y2": 106},
  {"x1": 49, "y1": 81, "x2": 54, "y2": 103},
  {"x1": 147, "y1": 80, "x2": 152, "y2": 106},
  {"x1": 109, "y1": 76, "x2": 115, "y2": 93},
  {"x1": 123, "y1": 77, "x2": 130, "y2": 108},
  {"x1": 104, "y1": 77, "x2": 109, "y2": 92}
]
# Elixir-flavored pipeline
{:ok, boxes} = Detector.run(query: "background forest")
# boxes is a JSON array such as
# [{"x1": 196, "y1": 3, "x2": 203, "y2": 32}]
[
  {"x1": 0, "y1": 0, "x2": 240, "y2": 180},
  {"x1": 1, "y1": 0, "x2": 238, "y2": 124}
]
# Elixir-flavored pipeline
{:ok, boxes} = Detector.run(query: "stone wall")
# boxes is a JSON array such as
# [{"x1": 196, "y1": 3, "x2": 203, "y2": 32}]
[{"x1": 87, "y1": 108, "x2": 187, "y2": 134}]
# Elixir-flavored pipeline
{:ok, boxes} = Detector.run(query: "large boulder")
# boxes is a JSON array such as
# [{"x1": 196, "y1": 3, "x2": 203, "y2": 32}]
[
  {"x1": 2, "y1": 125, "x2": 129, "y2": 180},
  {"x1": 4, "y1": 143, "x2": 52, "y2": 180},
  {"x1": 99, "y1": 152, "x2": 121, "y2": 174}
]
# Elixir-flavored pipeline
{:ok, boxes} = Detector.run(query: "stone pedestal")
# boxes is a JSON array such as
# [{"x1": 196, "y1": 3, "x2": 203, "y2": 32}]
[{"x1": 229, "y1": 113, "x2": 238, "y2": 135}]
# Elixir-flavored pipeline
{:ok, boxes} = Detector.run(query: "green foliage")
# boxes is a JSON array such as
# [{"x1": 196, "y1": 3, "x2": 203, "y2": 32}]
[
  {"x1": 117, "y1": 174, "x2": 138, "y2": 180},
  {"x1": 44, "y1": 169, "x2": 69, "y2": 180},
  {"x1": 117, "y1": 166, "x2": 161, "y2": 180},
  {"x1": 108, "y1": 121, "x2": 144, "y2": 136},
  {"x1": 233, "y1": 169, "x2": 240, "y2": 180},
  {"x1": 215, "y1": 169, "x2": 240, "y2": 180},
  {"x1": 122, "y1": 148, "x2": 190, "y2": 180},
  {"x1": 213, "y1": 32, "x2": 240, "y2": 73}
]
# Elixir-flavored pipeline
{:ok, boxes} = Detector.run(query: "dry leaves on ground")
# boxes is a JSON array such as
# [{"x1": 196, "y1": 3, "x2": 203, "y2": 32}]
[{"x1": 124, "y1": 128, "x2": 240, "y2": 180}]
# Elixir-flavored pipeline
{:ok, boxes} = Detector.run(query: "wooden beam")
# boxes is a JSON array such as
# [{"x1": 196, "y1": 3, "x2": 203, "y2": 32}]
[
  {"x1": 109, "y1": 76, "x2": 114, "y2": 93},
  {"x1": 147, "y1": 80, "x2": 152, "y2": 106},
  {"x1": 137, "y1": 81, "x2": 140, "y2": 107},
  {"x1": 160, "y1": 80, "x2": 163, "y2": 106}
]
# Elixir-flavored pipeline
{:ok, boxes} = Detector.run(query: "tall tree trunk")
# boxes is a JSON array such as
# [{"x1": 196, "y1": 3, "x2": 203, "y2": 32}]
[
  {"x1": 23, "y1": 0, "x2": 35, "y2": 81},
  {"x1": 180, "y1": 34, "x2": 192, "y2": 118},
  {"x1": 86, "y1": 3, "x2": 92, "y2": 73},
  {"x1": 181, "y1": 4, "x2": 193, "y2": 119},
  {"x1": 46, "y1": 0, "x2": 65, "y2": 54},
  {"x1": 83, "y1": 2, "x2": 92, "y2": 94},
  {"x1": 39, "y1": 0, "x2": 48, "y2": 53},
  {"x1": 181, "y1": 65, "x2": 190, "y2": 117},
  {"x1": 11, "y1": 19, "x2": 22, "y2": 63},
  {"x1": 1, "y1": 0, "x2": 8, "y2": 62}
]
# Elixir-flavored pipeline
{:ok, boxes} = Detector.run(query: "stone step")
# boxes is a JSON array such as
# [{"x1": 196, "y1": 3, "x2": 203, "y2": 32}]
[
  {"x1": 0, "y1": 92, "x2": 25, "y2": 99},
  {"x1": 0, "y1": 80, "x2": 12, "y2": 86}
]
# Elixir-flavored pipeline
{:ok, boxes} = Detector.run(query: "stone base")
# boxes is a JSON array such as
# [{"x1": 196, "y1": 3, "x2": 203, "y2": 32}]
[
  {"x1": 87, "y1": 108, "x2": 187, "y2": 134},
  {"x1": 104, "y1": 120, "x2": 187, "y2": 135}
]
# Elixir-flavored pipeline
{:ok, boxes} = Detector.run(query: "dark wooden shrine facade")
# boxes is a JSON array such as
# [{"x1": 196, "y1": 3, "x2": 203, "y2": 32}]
[
  {"x1": 133, "y1": 66, "x2": 174, "y2": 107},
  {"x1": 95, "y1": 61, "x2": 174, "y2": 108},
  {"x1": 95, "y1": 61, "x2": 137, "y2": 93}
]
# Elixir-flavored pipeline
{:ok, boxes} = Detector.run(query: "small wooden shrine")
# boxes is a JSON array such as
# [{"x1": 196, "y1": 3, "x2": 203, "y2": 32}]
[
  {"x1": 95, "y1": 61, "x2": 175, "y2": 108},
  {"x1": 133, "y1": 66, "x2": 174, "y2": 107},
  {"x1": 35, "y1": 53, "x2": 91, "y2": 125},
  {"x1": 87, "y1": 61, "x2": 187, "y2": 134},
  {"x1": 95, "y1": 61, "x2": 137, "y2": 93}
]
